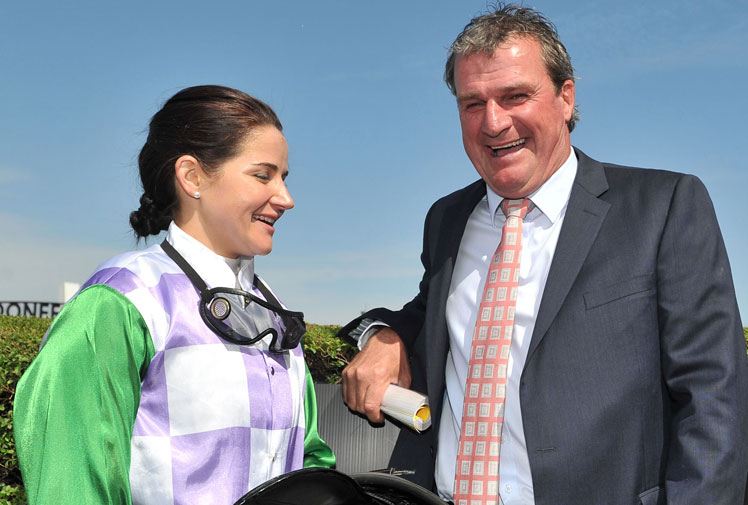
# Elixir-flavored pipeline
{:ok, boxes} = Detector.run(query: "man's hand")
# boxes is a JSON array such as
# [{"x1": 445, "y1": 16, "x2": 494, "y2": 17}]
[{"x1": 341, "y1": 327, "x2": 412, "y2": 423}]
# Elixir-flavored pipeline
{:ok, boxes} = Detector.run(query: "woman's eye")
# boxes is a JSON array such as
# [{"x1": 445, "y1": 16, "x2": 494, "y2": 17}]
[{"x1": 254, "y1": 173, "x2": 270, "y2": 181}]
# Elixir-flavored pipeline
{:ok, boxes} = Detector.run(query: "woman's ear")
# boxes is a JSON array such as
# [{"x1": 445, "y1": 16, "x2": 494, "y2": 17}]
[{"x1": 174, "y1": 155, "x2": 204, "y2": 199}]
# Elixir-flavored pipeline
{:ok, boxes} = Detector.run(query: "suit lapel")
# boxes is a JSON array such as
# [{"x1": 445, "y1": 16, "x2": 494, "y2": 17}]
[
  {"x1": 434, "y1": 180, "x2": 487, "y2": 267},
  {"x1": 426, "y1": 180, "x2": 485, "y2": 416},
  {"x1": 526, "y1": 148, "x2": 610, "y2": 363}
]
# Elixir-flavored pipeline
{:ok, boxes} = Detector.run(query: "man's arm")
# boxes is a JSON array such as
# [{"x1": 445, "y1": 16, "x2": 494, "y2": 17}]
[
  {"x1": 656, "y1": 175, "x2": 748, "y2": 502},
  {"x1": 341, "y1": 327, "x2": 411, "y2": 423}
]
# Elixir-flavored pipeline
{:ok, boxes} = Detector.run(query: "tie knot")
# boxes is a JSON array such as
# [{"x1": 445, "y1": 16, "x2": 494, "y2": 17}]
[{"x1": 501, "y1": 198, "x2": 533, "y2": 220}]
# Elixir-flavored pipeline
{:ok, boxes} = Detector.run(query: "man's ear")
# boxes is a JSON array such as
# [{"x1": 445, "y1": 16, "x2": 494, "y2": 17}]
[
  {"x1": 560, "y1": 79, "x2": 575, "y2": 123},
  {"x1": 174, "y1": 155, "x2": 203, "y2": 199}
]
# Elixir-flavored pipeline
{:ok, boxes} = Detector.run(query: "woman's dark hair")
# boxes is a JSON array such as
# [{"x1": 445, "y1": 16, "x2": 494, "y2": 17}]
[{"x1": 129, "y1": 85, "x2": 283, "y2": 238}]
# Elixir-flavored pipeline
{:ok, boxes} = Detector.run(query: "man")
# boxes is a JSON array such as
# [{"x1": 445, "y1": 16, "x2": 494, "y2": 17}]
[{"x1": 338, "y1": 5, "x2": 748, "y2": 505}]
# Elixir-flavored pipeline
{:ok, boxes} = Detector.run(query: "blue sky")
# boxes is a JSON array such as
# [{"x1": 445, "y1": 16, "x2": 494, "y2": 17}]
[{"x1": 1, "y1": 0, "x2": 746, "y2": 325}]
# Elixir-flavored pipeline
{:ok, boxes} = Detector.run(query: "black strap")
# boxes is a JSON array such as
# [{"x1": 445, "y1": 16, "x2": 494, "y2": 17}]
[
  {"x1": 161, "y1": 240, "x2": 209, "y2": 293},
  {"x1": 160, "y1": 239, "x2": 283, "y2": 307},
  {"x1": 252, "y1": 275, "x2": 282, "y2": 308}
]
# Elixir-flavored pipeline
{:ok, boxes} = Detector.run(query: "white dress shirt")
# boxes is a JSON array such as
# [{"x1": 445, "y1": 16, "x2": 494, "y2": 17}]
[
  {"x1": 435, "y1": 150, "x2": 577, "y2": 504},
  {"x1": 167, "y1": 222, "x2": 255, "y2": 291}
]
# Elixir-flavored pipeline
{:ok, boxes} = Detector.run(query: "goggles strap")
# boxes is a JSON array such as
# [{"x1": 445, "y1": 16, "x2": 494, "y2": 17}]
[
  {"x1": 252, "y1": 275, "x2": 283, "y2": 310},
  {"x1": 161, "y1": 240, "x2": 210, "y2": 295},
  {"x1": 161, "y1": 240, "x2": 284, "y2": 308}
]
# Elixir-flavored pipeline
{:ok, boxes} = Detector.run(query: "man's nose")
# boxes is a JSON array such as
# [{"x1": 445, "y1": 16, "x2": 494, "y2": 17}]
[{"x1": 482, "y1": 100, "x2": 511, "y2": 137}]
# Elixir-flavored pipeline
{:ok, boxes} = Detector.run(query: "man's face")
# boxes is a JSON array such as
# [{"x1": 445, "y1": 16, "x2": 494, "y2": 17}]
[{"x1": 454, "y1": 36, "x2": 575, "y2": 198}]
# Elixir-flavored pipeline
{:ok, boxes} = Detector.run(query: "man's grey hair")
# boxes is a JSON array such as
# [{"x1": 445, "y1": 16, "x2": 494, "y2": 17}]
[{"x1": 444, "y1": 3, "x2": 579, "y2": 132}]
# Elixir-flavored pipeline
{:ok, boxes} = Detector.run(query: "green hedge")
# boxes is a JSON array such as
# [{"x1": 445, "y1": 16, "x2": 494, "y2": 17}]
[
  {"x1": 1, "y1": 315, "x2": 746, "y2": 504},
  {"x1": 303, "y1": 323, "x2": 357, "y2": 384},
  {"x1": 0, "y1": 316, "x2": 48, "y2": 505},
  {"x1": 0, "y1": 314, "x2": 353, "y2": 505}
]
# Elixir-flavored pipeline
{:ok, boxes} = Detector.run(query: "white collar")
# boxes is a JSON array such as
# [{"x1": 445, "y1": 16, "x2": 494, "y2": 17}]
[
  {"x1": 486, "y1": 147, "x2": 578, "y2": 226},
  {"x1": 165, "y1": 222, "x2": 255, "y2": 290}
]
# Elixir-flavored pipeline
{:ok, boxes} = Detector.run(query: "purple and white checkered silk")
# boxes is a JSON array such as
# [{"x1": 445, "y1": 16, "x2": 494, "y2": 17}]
[
  {"x1": 453, "y1": 198, "x2": 532, "y2": 505},
  {"x1": 85, "y1": 242, "x2": 308, "y2": 505}
]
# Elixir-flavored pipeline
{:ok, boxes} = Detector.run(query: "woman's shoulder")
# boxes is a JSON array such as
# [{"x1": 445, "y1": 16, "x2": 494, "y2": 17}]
[
  {"x1": 81, "y1": 243, "x2": 181, "y2": 296},
  {"x1": 76, "y1": 242, "x2": 195, "y2": 351}
]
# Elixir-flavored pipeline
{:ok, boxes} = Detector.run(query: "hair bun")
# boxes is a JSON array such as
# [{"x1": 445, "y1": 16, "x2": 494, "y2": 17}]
[{"x1": 129, "y1": 193, "x2": 170, "y2": 238}]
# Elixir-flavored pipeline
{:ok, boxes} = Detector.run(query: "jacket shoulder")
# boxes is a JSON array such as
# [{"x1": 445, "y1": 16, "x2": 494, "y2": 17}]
[{"x1": 574, "y1": 147, "x2": 704, "y2": 198}]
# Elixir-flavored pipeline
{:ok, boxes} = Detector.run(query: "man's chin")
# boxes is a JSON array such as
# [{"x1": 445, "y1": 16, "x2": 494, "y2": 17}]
[{"x1": 481, "y1": 169, "x2": 535, "y2": 198}]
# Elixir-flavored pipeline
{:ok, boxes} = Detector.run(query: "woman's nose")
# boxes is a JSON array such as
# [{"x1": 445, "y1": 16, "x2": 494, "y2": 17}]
[{"x1": 272, "y1": 181, "x2": 294, "y2": 210}]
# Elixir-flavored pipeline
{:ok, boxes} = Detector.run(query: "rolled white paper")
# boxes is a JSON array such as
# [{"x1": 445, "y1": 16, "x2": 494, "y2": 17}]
[{"x1": 380, "y1": 384, "x2": 431, "y2": 432}]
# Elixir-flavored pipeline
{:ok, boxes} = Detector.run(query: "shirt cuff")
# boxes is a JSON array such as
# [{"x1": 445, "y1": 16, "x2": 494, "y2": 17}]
[{"x1": 349, "y1": 318, "x2": 390, "y2": 351}]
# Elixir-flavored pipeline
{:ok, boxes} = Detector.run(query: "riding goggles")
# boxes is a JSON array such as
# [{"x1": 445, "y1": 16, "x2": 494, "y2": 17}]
[{"x1": 161, "y1": 240, "x2": 306, "y2": 352}]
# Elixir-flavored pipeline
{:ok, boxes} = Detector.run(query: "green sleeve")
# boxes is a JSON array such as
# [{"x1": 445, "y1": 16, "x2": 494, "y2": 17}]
[
  {"x1": 302, "y1": 364, "x2": 336, "y2": 468},
  {"x1": 13, "y1": 285, "x2": 155, "y2": 505}
]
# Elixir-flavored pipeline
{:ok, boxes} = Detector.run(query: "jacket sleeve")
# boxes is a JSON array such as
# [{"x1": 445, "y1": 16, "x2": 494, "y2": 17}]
[
  {"x1": 14, "y1": 285, "x2": 155, "y2": 505},
  {"x1": 301, "y1": 364, "x2": 336, "y2": 468},
  {"x1": 656, "y1": 175, "x2": 748, "y2": 503}
]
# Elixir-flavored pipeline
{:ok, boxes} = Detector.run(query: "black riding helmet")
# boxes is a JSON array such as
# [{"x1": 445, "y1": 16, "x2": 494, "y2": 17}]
[{"x1": 234, "y1": 468, "x2": 446, "y2": 505}]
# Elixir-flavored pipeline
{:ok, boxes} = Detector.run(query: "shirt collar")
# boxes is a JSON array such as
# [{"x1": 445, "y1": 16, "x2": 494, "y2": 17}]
[
  {"x1": 165, "y1": 222, "x2": 255, "y2": 290},
  {"x1": 486, "y1": 147, "x2": 578, "y2": 226}
]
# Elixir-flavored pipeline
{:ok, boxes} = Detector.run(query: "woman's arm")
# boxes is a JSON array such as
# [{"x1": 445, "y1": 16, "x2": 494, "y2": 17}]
[
  {"x1": 301, "y1": 364, "x2": 335, "y2": 469},
  {"x1": 14, "y1": 285, "x2": 155, "y2": 505}
]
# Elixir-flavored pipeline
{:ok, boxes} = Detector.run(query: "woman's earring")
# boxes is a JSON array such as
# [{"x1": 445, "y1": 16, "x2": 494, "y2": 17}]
[{"x1": 193, "y1": 191, "x2": 201, "y2": 199}]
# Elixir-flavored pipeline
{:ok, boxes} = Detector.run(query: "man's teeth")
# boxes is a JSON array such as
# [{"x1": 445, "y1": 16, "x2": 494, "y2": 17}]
[
  {"x1": 491, "y1": 139, "x2": 526, "y2": 152},
  {"x1": 255, "y1": 216, "x2": 276, "y2": 225}
]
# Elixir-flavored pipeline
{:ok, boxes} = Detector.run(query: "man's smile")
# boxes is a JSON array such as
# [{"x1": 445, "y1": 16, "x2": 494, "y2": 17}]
[{"x1": 490, "y1": 138, "x2": 526, "y2": 156}]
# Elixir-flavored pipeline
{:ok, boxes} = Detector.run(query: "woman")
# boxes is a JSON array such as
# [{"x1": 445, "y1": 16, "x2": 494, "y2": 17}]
[{"x1": 14, "y1": 85, "x2": 334, "y2": 505}]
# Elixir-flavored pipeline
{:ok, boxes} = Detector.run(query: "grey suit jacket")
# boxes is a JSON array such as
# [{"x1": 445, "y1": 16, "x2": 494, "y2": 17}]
[{"x1": 339, "y1": 148, "x2": 748, "y2": 504}]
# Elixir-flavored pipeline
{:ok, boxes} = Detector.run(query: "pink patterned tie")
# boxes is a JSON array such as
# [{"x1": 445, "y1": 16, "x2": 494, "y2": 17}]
[{"x1": 454, "y1": 198, "x2": 533, "y2": 505}]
